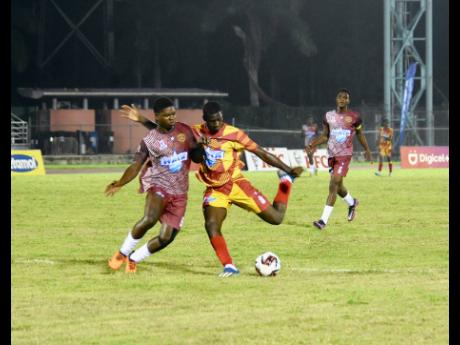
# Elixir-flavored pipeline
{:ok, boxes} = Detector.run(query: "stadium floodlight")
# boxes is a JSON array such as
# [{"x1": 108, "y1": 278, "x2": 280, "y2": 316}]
[{"x1": 384, "y1": 0, "x2": 433, "y2": 147}]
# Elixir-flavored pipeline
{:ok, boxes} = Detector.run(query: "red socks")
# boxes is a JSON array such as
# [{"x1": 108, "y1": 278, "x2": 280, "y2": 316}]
[
  {"x1": 274, "y1": 180, "x2": 292, "y2": 205},
  {"x1": 378, "y1": 162, "x2": 383, "y2": 172},
  {"x1": 389, "y1": 163, "x2": 393, "y2": 173},
  {"x1": 210, "y1": 235, "x2": 233, "y2": 266}
]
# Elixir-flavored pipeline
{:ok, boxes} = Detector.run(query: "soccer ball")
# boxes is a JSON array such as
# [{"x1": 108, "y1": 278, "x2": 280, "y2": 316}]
[{"x1": 255, "y1": 252, "x2": 281, "y2": 277}]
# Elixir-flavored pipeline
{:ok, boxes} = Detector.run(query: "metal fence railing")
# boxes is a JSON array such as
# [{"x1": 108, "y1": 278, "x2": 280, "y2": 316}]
[
  {"x1": 11, "y1": 113, "x2": 29, "y2": 146},
  {"x1": 28, "y1": 123, "x2": 448, "y2": 159}
]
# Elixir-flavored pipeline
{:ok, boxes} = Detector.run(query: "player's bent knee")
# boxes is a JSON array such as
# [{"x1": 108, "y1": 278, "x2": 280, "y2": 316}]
[
  {"x1": 205, "y1": 219, "x2": 222, "y2": 232},
  {"x1": 259, "y1": 211, "x2": 284, "y2": 225},
  {"x1": 158, "y1": 229, "x2": 178, "y2": 248},
  {"x1": 140, "y1": 216, "x2": 156, "y2": 229}
]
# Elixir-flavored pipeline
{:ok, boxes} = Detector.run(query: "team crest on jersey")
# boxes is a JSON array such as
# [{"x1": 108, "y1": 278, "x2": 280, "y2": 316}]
[
  {"x1": 345, "y1": 116, "x2": 353, "y2": 123},
  {"x1": 208, "y1": 138, "x2": 219, "y2": 148},
  {"x1": 176, "y1": 133, "x2": 186, "y2": 143}
]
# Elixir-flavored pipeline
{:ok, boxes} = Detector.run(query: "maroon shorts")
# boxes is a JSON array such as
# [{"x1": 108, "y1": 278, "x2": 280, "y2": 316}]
[
  {"x1": 147, "y1": 186, "x2": 187, "y2": 229},
  {"x1": 328, "y1": 156, "x2": 352, "y2": 177}
]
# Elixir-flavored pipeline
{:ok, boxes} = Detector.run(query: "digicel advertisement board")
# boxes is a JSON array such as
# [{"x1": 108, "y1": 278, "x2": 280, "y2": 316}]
[{"x1": 400, "y1": 146, "x2": 449, "y2": 169}]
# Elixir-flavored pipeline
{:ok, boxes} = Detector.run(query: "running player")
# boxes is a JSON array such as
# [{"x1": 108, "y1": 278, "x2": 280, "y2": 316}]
[
  {"x1": 375, "y1": 118, "x2": 394, "y2": 176},
  {"x1": 307, "y1": 89, "x2": 372, "y2": 230},
  {"x1": 301, "y1": 116, "x2": 319, "y2": 176},
  {"x1": 106, "y1": 97, "x2": 205, "y2": 273},
  {"x1": 125, "y1": 101, "x2": 304, "y2": 277}
]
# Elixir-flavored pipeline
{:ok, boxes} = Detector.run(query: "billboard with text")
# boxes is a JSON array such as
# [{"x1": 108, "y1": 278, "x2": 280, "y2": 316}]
[{"x1": 400, "y1": 146, "x2": 449, "y2": 169}]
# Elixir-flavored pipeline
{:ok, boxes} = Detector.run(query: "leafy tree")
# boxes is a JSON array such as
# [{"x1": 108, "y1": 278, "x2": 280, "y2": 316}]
[{"x1": 201, "y1": 0, "x2": 316, "y2": 106}]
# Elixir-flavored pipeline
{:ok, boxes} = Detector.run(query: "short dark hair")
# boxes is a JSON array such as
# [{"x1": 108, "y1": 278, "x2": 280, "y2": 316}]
[
  {"x1": 153, "y1": 97, "x2": 174, "y2": 113},
  {"x1": 337, "y1": 88, "x2": 351, "y2": 97},
  {"x1": 203, "y1": 101, "x2": 222, "y2": 120}
]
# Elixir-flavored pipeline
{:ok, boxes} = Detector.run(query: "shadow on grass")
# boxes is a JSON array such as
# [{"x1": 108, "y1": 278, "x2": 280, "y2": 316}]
[{"x1": 49, "y1": 257, "x2": 217, "y2": 276}]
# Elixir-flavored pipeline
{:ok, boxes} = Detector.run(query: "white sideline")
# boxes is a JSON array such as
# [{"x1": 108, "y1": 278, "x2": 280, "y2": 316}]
[
  {"x1": 14, "y1": 258, "x2": 56, "y2": 265},
  {"x1": 287, "y1": 267, "x2": 442, "y2": 274},
  {"x1": 12, "y1": 258, "x2": 443, "y2": 274}
]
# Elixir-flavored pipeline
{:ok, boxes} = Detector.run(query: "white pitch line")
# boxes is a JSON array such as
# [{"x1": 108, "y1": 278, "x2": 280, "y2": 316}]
[
  {"x1": 14, "y1": 258, "x2": 56, "y2": 265},
  {"x1": 286, "y1": 267, "x2": 442, "y2": 274}
]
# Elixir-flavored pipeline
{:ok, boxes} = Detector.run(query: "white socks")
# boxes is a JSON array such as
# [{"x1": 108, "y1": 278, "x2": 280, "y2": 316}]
[
  {"x1": 309, "y1": 165, "x2": 316, "y2": 175},
  {"x1": 119, "y1": 231, "x2": 141, "y2": 256},
  {"x1": 319, "y1": 194, "x2": 354, "y2": 224},
  {"x1": 342, "y1": 193, "x2": 355, "y2": 206},
  {"x1": 320, "y1": 205, "x2": 334, "y2": 224},
  {"x1": 129, "y1": 243, "x2": 152, "y2": 263},
  {"x1": 279, "y1": 175, "x2": 293, "y2": 184}
]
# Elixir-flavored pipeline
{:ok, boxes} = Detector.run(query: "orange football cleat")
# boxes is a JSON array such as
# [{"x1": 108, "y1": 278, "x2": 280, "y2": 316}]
[
  {"x1": 108, "y1": 251, "x2": 127, "y2": 270},
  {"x1": 125, "y1": 258, "x2": 137, "y2": 273}
]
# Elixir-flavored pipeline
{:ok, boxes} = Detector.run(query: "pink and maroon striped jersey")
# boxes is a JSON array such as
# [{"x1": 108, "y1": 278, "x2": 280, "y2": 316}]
[
  {"x1": 138, "y1": 122, "x2": 196, "y2": 195},
  {"x1": 323, "y1": 110, "x2": 363, "y2": 157}
]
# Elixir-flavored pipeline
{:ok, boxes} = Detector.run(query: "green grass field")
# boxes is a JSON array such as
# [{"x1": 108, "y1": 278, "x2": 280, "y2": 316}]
[{"x1": 12, "y1": 167, "x2": 448, "y2": 344}]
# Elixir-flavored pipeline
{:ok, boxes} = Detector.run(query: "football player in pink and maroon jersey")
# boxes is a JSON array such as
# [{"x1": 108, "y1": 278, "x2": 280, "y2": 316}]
[
  {"x1": 307, "y1": 89, "x2": 372, "y2": 230},
  {"x1": 301, "y1": 116, "x2": 319, "y2": 176},
  {"x1": 106, "y1": 97, "x2": 205, "y2": 273}
]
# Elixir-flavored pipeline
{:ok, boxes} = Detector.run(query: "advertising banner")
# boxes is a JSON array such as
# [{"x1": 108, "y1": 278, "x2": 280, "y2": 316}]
[
  {"x1": 400, "y1": 146, "x2": 449, "y2": 169},
  {"x1": 245, "y1": 148, "x2": 329, "y2": 172},
  {"x1": 399, "y1": 63, "x2": 417, "y2": 146},
  {"x1": 287, "y1": 149, "x2": 329, "y2": 171},
  {"x1": 245, "y1": 147, "x2": 290, "y2": 171},
  {"x1": 11, "y1": 150, "x2": 46, "y2": 176}
]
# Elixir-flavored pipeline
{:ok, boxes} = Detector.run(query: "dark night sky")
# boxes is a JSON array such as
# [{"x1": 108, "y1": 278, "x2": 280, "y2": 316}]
[{"x1": 11, "y1": 0, "x2": 449, "y2": 107}]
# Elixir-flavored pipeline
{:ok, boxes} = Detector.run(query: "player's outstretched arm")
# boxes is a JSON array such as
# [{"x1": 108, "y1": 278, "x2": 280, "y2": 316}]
[
  {"x1": 120, "y1": 104, "x2": 157, "y2": 130},
  {"x1": 356, "y1": 128, "x2": 373, "y2": 162},
  {"x1": 252, "y1": 147, "x2": 304, "y2": 177},
  {"x1": 189, "y1": 135, "x2": 209, "y2": 163},
  {"x1": 105, "y1": 160, "x2": 144, "y2": 196},
  {"x1": 307, "y1": 126, "x2": 329, "y2": 154}
]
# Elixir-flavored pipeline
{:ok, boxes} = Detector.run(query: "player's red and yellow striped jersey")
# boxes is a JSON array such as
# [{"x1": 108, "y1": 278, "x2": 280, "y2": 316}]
[
  {"x1": 192, "y1": 123, "x2": 258, "y2": 187},
  {"x1": 378, "y1": 127, "x2": 393, "y2": 148}
]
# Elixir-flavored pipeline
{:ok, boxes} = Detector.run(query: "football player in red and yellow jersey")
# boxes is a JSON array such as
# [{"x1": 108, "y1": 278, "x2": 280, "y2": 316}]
[
  {"x1": 192, "y1": 102, "x2": 304, "y2": 276},
  {"x1": 375, "y1": 118, "x2": 394, "y2": 176}
]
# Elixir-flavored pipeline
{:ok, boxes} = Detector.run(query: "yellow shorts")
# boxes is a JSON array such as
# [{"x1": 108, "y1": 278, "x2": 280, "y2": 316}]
[
  {"x1": 379, "y1": 145, "x2": 392, "y2": 156},
  {"x1": 202, "y1": 178, "x2": 271, "y2": 214}
]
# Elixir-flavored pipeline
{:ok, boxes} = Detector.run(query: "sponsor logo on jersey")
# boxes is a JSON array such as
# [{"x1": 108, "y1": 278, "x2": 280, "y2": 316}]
[
  {"x1": 11, "y1": 154, "x2": 39, "y2": 172},
  {"x1": 204, "y1": 147, "x2": 224, "y2": 168},
  {"x1": 204, "y1": 196, "x2": 217, "y2": 203},
  {"x1": 160, "y1": 151, "x2": 188, "y2": 172},
  {"x1": 330, "y1": 128, "x2": 351, "y2": 143}
]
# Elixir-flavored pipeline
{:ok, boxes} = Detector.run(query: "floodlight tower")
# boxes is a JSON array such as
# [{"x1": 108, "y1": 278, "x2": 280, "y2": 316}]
[
  {"x1": 37, "y1": 0, "x2": 114, "y2": 73},
  {"x1": 383, "y1": 0, "x2": 433, "y2": 145}
]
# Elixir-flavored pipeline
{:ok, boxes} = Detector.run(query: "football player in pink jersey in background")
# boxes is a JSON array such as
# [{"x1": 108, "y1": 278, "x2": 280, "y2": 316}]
[
  {"x1": 307, "y1": 89, "x2": 372, "y2": 230},
  {"x1": 105, "y1": 97, "x2": 206, "y2": 273},
  {"x1": 301, "y1": 116, "x2": 319, "y2": 176}
]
